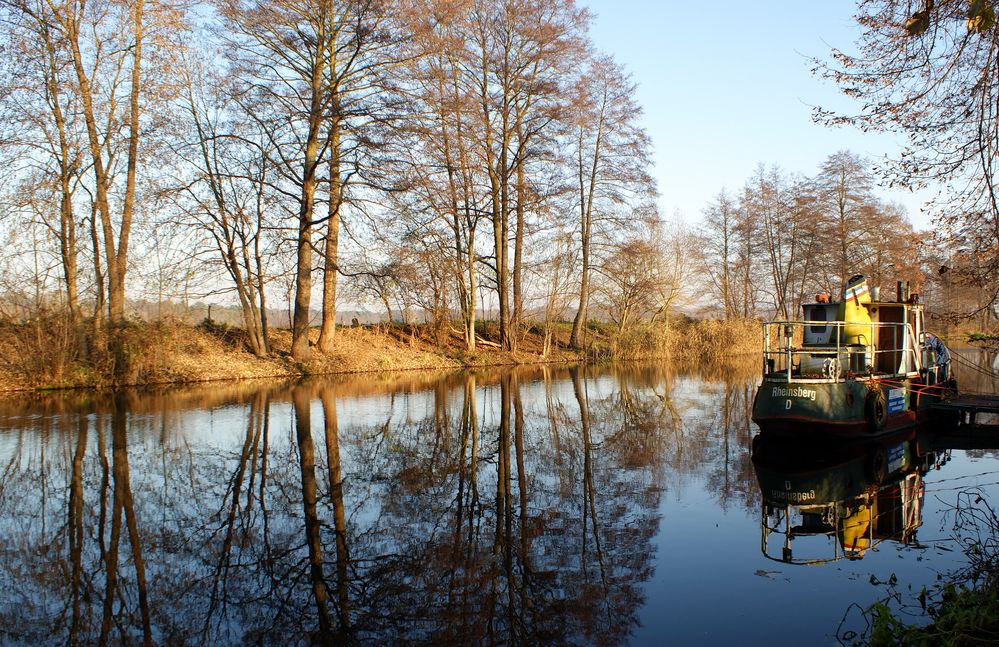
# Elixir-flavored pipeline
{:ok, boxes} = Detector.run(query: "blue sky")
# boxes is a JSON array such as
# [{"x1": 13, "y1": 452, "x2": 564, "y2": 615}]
[{"x1": 584, "y1": 0, "x2": 933, "y2": 229}]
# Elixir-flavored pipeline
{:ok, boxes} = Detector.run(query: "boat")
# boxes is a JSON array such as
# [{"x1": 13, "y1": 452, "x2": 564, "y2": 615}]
[{"x1": 751, "y1": 275, "x2": 957, "y2": 435}]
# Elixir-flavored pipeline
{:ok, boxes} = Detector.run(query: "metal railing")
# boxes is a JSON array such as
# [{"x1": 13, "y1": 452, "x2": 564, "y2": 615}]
[{"x1": 762, "y1": 320, "x2": 921, "y2": 382}]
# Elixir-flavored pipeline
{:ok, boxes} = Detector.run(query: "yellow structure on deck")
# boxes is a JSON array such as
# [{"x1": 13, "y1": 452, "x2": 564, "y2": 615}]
[{"x1": 837, "y1": 274, "x2": 874, "y2": 346}]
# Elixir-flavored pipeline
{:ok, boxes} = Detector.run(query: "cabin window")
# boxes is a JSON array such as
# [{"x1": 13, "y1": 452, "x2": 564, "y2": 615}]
[{"x1": 809, "y1": 307, "x2": 827, "y2": 333}]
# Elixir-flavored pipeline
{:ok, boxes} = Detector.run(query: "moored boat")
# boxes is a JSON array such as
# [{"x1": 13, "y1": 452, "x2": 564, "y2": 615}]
[{"x1": 751, "y1": 275, "x2": 956, "y2": 435}]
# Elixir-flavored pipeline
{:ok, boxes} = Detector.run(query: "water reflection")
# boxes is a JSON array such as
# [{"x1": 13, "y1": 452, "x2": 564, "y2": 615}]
[
  {"x1": 5, "y1": 358, "x2": 999, "y2": 644},
  {"x1": 758, "y1": 423, "x2": 999, "y2": 569},
  {"x1": 752, "y1": 429, "x2": 948, "y2": 565},
  {"x1": 0, "y1": 364, "x2": 762, "y2": 646}
]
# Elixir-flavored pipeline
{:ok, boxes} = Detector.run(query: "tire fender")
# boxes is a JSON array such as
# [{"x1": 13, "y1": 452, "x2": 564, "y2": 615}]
[{"x1": 865, "y1": 389, "x2": 888, "y2": 431}]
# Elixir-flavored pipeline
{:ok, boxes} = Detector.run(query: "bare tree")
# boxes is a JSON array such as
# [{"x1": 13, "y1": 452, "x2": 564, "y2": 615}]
[
  {"x1": 816, "y1": 1, "x2": 999, "y2": 313},
  {"x1": 595, "y1": 238, "x2": 661, "y2": 335},
  {"x1": 744, "y1": 166, "x2": 803, "y2": 319},
  {"x1": 170, "y1": 57, "x2": 273, "y2": 354},
  {"x1": 568, "y1": 56, "x2": 655, "y2": 348},
  {"x1": 53, "y1": 0, "x2": 148, "y2": 326},
  {"x1": 467, "y1": 0, "x2": 588, "y2": 350},
  {"x1": 1, "y1": 3, "x2": 86, "y2": 324},
  {"x1": 647, "y1": 217, "x2": 689, "y2": 326},
  {"x1": 217, "y1": 0, "x2": 397, "y2": 360},
  {"x1": 816, "y1": 150, "x2": 873, "y2": 286},
  {"x1": 391, "y1": 4, "x2": 486, "y2": 350},
  {"x1": 699, "y1": 190, "x2": 738, "y2": 319}
]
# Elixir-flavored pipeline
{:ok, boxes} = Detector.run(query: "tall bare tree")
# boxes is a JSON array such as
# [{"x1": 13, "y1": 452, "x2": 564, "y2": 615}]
[
  {"x1": 700, "y1": 190, "x2": 737, "y2": 319},
  {"x1": 393, "y1": 1, "x2": 486, "y2": 350},
  {"x1": 1, "y1": 3, "x2": 86, "y2": 323},
  {"x1": 217, "y1": 0, "x2": 396, "y2": 360},
  {"x1": 568, "y1": 56, "x2": 655, "y2": 348},
  {"x1": 172, "y1": 58, "x2": 273, "y2": 355},
  {"x1": 468, "y1": 0, "x2": 588, "y2": 350},
  {"x1": 816, "y1": 150, "x2": 873, "y2": 286},
  {"x1": 53, "y1": 0, "x2": 148, "y2": 327}
]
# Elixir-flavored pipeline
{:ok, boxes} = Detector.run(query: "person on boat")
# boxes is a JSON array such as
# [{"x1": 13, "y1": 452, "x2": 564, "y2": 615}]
[{"x1": 925, "y1": 333, "x2": 950, "y2": 369}]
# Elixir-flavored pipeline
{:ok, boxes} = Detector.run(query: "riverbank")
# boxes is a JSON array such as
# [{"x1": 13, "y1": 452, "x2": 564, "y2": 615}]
[{"x1": 0, "y1": 317, "x2": 762, "y2": 392}]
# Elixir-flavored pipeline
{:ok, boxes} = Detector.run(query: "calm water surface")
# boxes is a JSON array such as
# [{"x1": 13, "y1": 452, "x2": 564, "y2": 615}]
[{"x1": 1, "y1": 358, "x2": 998, "y2": 646}]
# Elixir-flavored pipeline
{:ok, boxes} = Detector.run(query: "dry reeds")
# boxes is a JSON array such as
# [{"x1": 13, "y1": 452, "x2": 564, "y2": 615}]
[
  {"x1": 0, "y1": 315, "x2": 764, "y2": 392},
  {"x1": 595, "y1": 318, "x2": 761, "y2": 365},
  {"x1": 667, "y1": 318, "x2": 761, "y2": 363}
]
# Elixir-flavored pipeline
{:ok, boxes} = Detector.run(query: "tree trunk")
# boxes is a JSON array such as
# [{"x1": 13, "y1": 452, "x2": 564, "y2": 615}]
[
  {"x1": 721, "y1": 208, "x2": 731, "y2": 319},
  {"x1": 466, "y1": 225, "x2": 477, "y2": 350},
  {"x1": 65, "y1": 21, "x2": 118, "y2": 327},
  {"x1": 41, "y1": 22, "x2": 80, "y2": 324},
  {"x1": 59, "y1": 176, "x2": 79, "y2": 323},
  {"x1": 494, "y1": 150, "x2": 510, "y2": 350},
  {"x1": 89, "y1": 201, "x2": 104, "y2": 343},
  {"x1": 511, "y1": 154, "x2": 525, "y2": 352},
  {"x1": 571, "y1": 110, "x2": 604, "y2": 349},
  {"x1": 291, "y1": 205, "x2": 315, "y2": 361},
  {"x1": 290, "y1": 47, "x2": 327, "y2": 361},
  {"x1": 110, "y1": 0, "x2": 144, "y2": 325},
  {"x1": 254, "y1": 224, "x2": 270, "y2": 354},
  {"x1": 318, "y1": 118, "x2": 342, "y2": 354}
]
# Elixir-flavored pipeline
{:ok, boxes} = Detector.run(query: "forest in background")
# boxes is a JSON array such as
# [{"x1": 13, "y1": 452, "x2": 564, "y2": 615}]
[{"x1": 0, "y1": 0, "x2": 996, "y2": 385}]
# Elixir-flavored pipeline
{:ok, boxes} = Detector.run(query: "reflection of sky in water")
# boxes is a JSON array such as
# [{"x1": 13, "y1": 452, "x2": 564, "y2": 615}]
[
  {"x1": 0, "y1": 358, "x2": 997, "y2": 645},
  {"x1": 633, "y1": 451, "x2": 999, "y2": 645},
  {"x1": 634, "y1": 412, "x2": 999, "y2": 645}
]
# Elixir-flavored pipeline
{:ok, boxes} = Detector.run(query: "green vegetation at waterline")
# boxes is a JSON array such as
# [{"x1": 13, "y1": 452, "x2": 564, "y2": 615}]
[
  {"x1": 966, "y1": 332, "x2": 999, "y2": 350},
  {"x1": 866, "y1": 584, "x2": 999, "y2": 646},
  {"x1": 846, "y1": 490, "x2": 999, "y2": 647}
]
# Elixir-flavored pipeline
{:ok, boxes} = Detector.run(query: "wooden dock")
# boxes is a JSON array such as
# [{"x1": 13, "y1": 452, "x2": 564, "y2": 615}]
[{"x1": 932, "y1": 393, "x2": 999, "y2": 427}]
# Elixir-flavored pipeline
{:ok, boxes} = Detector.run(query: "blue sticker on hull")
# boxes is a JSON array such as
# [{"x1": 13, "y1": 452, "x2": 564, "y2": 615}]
[{"x1": 888, "y1": 388, "x2": 906, "y2": 414}]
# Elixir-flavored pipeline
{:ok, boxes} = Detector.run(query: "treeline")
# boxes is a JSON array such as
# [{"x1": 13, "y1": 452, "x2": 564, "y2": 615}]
[
  {"x1": 695, "y1": 151, "x2": 996, "y2": 331},
  {"x1": 697, "y1": 151, "x2": 919, "y2": 319},
  {"x1": 0, "y1": 0, "x2": 684, "y2": 365},
  {"x1": 2, "y1": 0, "x2": 996, "y2": 375}
]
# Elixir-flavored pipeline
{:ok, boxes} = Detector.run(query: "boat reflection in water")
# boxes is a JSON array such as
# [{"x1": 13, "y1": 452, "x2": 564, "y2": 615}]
[{"x1": 751, "y1": 428, "x2": 951, "y2": 564}]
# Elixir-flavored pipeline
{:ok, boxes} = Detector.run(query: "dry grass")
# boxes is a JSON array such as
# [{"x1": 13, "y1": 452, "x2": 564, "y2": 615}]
[
  {"x1": 0, "y1": 316, "x2": 764, "y2": 392},
  {"x1": 0, "y1": 318, "x2": 586, "y2": 392},
  {"x1": 589, "y1": 317, "x2": 761, "y2": 364},
  {"x1": 667, "y1": 318, "x2": 762, "y2": 362},
  {"x1": 284, "y1": 325, "x2": 463, "y2": 373}
]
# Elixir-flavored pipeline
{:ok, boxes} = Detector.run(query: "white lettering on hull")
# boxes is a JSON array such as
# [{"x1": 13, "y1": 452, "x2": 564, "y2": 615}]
[{"x1": 772, "y1": 386, "x2": 817, "y2": 401}]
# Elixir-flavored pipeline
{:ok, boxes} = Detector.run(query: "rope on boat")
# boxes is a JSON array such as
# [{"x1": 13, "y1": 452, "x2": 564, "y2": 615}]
[
  {"x1": 877, "y1": 376, "x2": 996, "y2": 400},
  {"x1": 874, "y1": 377, "x2": 954, "y2": 398},
  {"x1": 949, "y1": 350, "x2": 999, "y2": 382}
]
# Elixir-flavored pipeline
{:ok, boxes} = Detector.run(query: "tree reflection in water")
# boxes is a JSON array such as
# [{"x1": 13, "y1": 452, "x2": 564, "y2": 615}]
[{"x1": 0, "y1": 364, "x2": 759, "y2": 645}]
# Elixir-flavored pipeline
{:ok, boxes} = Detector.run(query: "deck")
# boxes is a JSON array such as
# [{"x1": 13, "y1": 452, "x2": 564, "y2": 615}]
[{"x1": 932, "y1": 393, "x2": 999, "y2": 426}]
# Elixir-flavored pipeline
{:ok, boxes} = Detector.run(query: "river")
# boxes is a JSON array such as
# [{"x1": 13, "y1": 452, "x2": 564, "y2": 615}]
[{"x1": 0, "y1": 357, "x2": 997, "y2": 645}]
